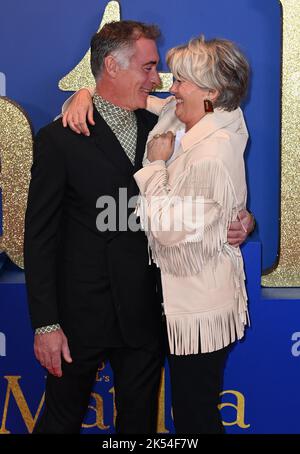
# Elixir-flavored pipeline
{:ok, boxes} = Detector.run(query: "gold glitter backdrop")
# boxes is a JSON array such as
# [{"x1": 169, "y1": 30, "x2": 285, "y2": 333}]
[
  {"x1": 0, "y1": 97, "x2": 33, "y2": 268},
  {"x1": 262, "y1": 0, "x2": 300, "y2": 287},
  {"x1": 58, "y1": 0, "x2": 173, "y2": 93}
]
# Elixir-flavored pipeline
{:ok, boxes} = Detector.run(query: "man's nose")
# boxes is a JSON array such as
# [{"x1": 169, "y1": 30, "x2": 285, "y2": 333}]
[
  {"x1": 170, "y1": 82, "x2": 177, "y2": 94},
  {"x1": 151, "y1": 70, "x2": 161, "y2": 87}
]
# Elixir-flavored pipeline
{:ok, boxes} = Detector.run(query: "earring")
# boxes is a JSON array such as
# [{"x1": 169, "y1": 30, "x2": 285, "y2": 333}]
[{"x1": 204, "y1": 99, "x2": 214, "y2": 113}]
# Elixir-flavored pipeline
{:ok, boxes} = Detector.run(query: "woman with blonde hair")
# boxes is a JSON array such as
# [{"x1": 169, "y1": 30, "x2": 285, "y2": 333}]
[{"x1": 133, "y1": 36, "x2": 250, "y2": 433}]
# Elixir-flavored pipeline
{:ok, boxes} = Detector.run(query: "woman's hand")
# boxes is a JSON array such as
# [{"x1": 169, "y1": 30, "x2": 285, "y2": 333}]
[
  {"x1": 227, "y1": 209, "x2": 255, "y2": 247},
  {"x1": 147, "y1": 131, "x2": 175, "y2": 162},
  {"x1": 62, "y1": 88, "x2": 94, "y2": 136}
]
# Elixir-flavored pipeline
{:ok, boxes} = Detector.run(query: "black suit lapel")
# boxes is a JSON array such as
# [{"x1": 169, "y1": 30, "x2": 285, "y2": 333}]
[
  {"x1": 91, "y1": 108, "x2": 133, "y2": 176},
  {"x1": 90, "y1": 107, "x2": 151, "y2": 198},
  {"x1": 128, "y1": 110, "x2": 151, "y2": 198},
  {"x1": 133, "y1": 110, "x2": 150, "y2": 173}
]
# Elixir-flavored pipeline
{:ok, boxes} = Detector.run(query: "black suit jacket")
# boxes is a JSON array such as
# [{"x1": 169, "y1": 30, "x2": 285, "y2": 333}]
[{"x1": 24, "y1": 108, "x2": 163, "y2": 350}]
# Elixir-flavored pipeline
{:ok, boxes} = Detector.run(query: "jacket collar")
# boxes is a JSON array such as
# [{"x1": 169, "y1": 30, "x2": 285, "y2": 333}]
[
  {"x1": 181, "y1": 107, "x2": 248, "y2": 152},
  {"x1": 90, "y1": 107, "x2": 149, "y2": 176}
]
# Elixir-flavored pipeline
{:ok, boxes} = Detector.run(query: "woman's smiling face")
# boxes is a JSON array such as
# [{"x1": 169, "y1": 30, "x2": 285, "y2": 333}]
[{"x1": 170, "y1": 79, "x2": 211, "y2": 131}]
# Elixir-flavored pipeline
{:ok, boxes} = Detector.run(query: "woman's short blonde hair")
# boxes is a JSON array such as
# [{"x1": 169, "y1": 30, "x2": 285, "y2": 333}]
[{"x1": 166, "y1": 36, "x2": 250, "y2": 111}]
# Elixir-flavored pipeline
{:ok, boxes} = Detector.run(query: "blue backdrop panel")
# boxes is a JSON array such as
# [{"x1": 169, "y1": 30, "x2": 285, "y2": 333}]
[{"x1": 1, "y1": 240, "x2": 300, "y2": 434}]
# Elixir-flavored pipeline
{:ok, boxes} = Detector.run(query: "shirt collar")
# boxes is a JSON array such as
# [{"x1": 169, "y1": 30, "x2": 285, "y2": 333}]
[{"x1": 93, "y1": 93, "x2": 136, "y2": 125}]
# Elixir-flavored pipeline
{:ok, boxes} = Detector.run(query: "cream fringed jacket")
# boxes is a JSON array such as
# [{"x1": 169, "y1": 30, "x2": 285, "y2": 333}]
[{"x1": 134, "y1": 96, "x2": 249, "y2": 355}]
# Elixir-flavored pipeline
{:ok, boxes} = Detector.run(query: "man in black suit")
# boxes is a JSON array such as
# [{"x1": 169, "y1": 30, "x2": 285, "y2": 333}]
[{"x1": 24, "y1": 20, "x2": 164, "y2": 434}]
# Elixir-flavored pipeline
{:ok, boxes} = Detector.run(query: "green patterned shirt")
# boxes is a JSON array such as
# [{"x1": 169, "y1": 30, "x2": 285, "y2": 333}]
[{"x1": 93, "y1": 93, "x2": 137, "y2": 165}]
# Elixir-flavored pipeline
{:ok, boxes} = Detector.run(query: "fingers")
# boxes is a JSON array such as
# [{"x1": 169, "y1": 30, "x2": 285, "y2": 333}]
[
  {"x1": 82, "y1": 123, "x2": 90, "y2": 137},
  {"x1": 152, "y1": 131, "x2": 174, "y2": 141},
  {"x1": 63, "y1": 111, "x2": 82, "y2": 134},
  {"x1": 71, "y1": 112, "x2": 84, "y2": 135},
  {"x1": 75, "y1": 110, "x2": 90, "y2": 136},
  {"x1": 61, "y1": 337, "x2": 73, "y2": 364},
  {"x1": 87, "y1": 105, "x2": 96, "y2": 126},
  {"x1": 34, "y1": 330, "x2": 67, "y2": 377},
  {"x1": 62, "y1": 109, "x2": 92, "y2": 136},
  {"x1": 166, "y1": 130, "x2": 175, "y2": 140},
  {"x1": 237, "y1": 209, "x2": 247, "y2": 220},
  {"x1": 243, "y1": 212, "x2": 254, "y2": 234},
  {"x1": 237, "y1": 209, "x2": 255, "y2": 234},
  {"x1": 151, "y1": 131, "x2": 174, "y2": 149},
  {"x1": 62, "y1": 88, "x2": 94, "y2": 135},
  {"x1": 68, "y1": 120, "x2": 82, "y2": 135},
  {"x1": 62, "y1": 112, "x2": 68, "y2": 128},
  {"x1": 45, "y1": 351, "x2": 62, "y2": 377},
  {"x1": 147, "y1": 131, "x2": 175, "y2": 162},
  {"x1": 228, "y1": 220, "x2": 242, "y2": 231},
  {"x1": 51, "y1": 352, "x2": 63, "y2": 377},
  {"x1": 34, "y1": 342, "x2": 42, "y2": 364},
  {"x1": 227, "y1": 229, "x2": 247, "y2": 247},
  {"x1": 34, "y1": 346, "x2": 62, "y2": 377},
  {"x1": 227, "y1": 219, "x2": 248, "y2": 247}
]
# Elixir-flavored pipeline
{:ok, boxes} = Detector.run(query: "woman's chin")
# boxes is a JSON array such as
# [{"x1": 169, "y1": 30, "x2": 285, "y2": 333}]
[{"x1": 175, "y1": 105, "x2": 184, "y2": 121}]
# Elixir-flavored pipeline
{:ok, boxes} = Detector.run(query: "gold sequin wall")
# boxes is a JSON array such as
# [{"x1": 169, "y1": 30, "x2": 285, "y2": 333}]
[
  {"x1": 58, "y1": 0, "x2": 173, "y2": 93},
  {"x1": 0, "y1": 97, "x2": 33, "y2": 268},
  {"x1": 262, "y1": 0, "x2": 300, "y2": 286}
]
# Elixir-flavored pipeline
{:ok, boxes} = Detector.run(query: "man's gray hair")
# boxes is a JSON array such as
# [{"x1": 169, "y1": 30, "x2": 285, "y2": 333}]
[{"x1": 91, "y1": 20, "x2": 160, "y2": 80}]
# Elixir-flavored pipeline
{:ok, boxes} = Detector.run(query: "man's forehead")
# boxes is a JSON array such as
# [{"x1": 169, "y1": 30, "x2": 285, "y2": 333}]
[{"x1": 133, "y1": 37, "x2": 159, "y2": 63}]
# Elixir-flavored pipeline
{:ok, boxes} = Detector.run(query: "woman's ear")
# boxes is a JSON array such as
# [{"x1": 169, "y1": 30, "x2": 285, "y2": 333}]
[{"x1": 209, "y1": 89, "x2": 219, "y2": 103}]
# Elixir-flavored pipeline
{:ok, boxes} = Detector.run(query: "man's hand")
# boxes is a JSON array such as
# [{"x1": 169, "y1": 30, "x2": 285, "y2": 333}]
[
  {"x1": 34, "y1": 329, "x2": 72, "y2": 377},
  {"x1": 227, "y1": 209, "x2": 255, "y2": 247},
  {"x1": 62, "y1": 88, "x2": 94, "y2": 136}
]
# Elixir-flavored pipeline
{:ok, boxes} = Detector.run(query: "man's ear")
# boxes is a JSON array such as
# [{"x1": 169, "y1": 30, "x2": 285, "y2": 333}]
[
  {"x1": 103, "y1": 55, "x2": 120, "y2": 78},
  {"x1": 209, "y1": 89, "x2": 220, "y2": 103}
]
